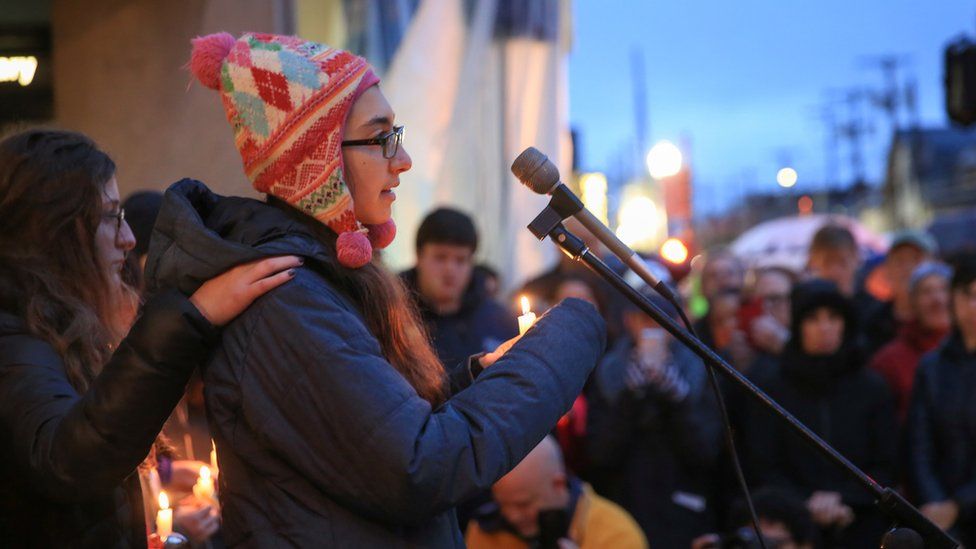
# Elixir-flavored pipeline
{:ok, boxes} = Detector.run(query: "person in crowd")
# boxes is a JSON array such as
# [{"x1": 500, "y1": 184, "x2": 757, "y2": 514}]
[
  {"x1": 908, "y1": 255, "x2": 976, "y2": 547},
  {"x1": 144, "y1": 32, "x2": 606, "y2": 547},
  {"x1": 744, "y1": 278, "x2": 897, "y2": 547},
  {"x1": 693, "y1": 250, "x2": 750, "y2": 367},
  {"x1": 869, "y1": 261, "x2": 951, "y2": 423},
  {"x1": 744, "y1": 266, "x2": 794, "y2": 359},
  {"x1": 585, "y1": 285, "x2": 722, "y2": 547},
  {"x1": 0, "y1": 128, "x2": 299, "y2": 546},
  {"x1": 862, "y1": 230, "x2": 938, "y2": 355},
  {"x1": 466, "y1": 436, "x2": 647, "y2": 549},
  {"x1": 806, "y1": 224, "x2": 861, "y2": 298},
  {"x1": 401, "y1": 207, "x2": 518, "y2": 369},
  {"x1": 690, "y1": 488, "x2": 818, "y2": 549}
]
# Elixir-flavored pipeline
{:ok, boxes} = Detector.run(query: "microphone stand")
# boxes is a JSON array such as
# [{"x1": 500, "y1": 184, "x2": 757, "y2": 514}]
[{"x1": 528, "y1": 208, "x2": 958, "y2": 549}]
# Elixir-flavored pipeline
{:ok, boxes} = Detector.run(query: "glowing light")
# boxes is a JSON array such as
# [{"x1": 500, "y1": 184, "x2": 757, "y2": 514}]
[
  {"x1": 615, "y1": 196, "x2": 659, "y2": 247},
  {"x1": 520, "y1": 295, "x2": 531, "y2": 315},
  {"x1": 660, "y1": 238, "x2": 689, "y2": 264},
  {"x1": 158, "y1": 491, "x2": 169, "y2": 509},
  {"x1": 579, "y1": 172, "x2": 609, "y2": 225},
  {"x1": 646, "y1": 140, "x2": 683, "y2": 179},
  {"x1": 777, "y1": 167, "x2": 798, "y2": 188},
  {"x1": 0, "y1": 56, "x2": 38, "y2": 86}
]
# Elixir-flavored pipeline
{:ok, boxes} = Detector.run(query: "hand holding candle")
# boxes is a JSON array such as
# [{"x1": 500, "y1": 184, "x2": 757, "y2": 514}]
[
  {"x1": 156, "y1": 491, "x2": 173, "y2": 540},
  {"x1": 517, "y1": 296, "x2": 537, "y2": 335}
]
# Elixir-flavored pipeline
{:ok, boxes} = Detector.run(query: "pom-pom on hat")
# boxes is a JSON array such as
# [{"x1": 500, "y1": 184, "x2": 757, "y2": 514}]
[{"x1": 189, "y1": 32, "x2": 390, "y2": 268}]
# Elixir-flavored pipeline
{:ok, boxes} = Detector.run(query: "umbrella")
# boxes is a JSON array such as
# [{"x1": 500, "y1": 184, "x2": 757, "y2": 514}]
[{"x1": 730, "y1": 214, "x2": 889, "y2": 273}]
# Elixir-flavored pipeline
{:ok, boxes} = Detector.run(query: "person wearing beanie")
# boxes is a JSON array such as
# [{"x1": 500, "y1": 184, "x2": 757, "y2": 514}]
[
  {"x1": 869, "y1": 261, "x2": 952, "y2": 423},
  {"x1": 585, "y1": 281, "x2": 723, "y2": 547},
  {"x1": 743, "y1": 279, "x2": 897, "y2": 548},
  {"x1": 908, "y1": 254, "x2": 976, "y2": 546},
  {"x1": 145, "y1": 32, "x2": 606, "y2": 547}
]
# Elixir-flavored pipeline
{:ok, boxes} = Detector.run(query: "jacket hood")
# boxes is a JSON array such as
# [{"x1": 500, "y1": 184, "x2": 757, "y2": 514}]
[{"x1": 145, "y1": 179, "x2": 332, "y2": 296}]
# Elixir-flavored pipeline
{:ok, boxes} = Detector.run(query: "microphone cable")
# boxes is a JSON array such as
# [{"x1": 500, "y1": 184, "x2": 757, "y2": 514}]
[{"x1": 653, "y1": 280, "x2": 767, "y2": 549}]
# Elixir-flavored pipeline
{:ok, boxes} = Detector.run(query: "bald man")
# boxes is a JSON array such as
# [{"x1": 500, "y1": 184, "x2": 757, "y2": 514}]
[{"x1": 466, "y1": 436, "x2": 647, "y2": 549}]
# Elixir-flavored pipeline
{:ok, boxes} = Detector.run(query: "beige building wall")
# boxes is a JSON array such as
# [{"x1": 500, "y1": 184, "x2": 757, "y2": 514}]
[{"x1": 51, "y1": 0, "x2": 294, "y2": 199}]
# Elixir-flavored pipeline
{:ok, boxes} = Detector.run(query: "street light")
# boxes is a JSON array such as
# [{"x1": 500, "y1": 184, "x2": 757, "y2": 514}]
[
  {"x1": 776, "y1": 167, "x2": 798, "y2": 188},
  {"x1": 660, "y1": 238, "x2": 689, "y2": 264},
  {"x1": 646, "y1": 140, "x2": 683, "y2": 179}
]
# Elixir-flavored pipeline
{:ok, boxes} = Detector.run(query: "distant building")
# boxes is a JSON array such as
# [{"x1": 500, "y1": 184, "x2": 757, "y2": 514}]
[{"x1": 883, "y1": 127, "x2": 976, "y2": 251}]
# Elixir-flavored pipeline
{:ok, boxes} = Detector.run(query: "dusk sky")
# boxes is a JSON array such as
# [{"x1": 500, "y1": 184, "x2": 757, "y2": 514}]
[{"x1": 569, "y1": 0, "x2": 976, "y2": 214}]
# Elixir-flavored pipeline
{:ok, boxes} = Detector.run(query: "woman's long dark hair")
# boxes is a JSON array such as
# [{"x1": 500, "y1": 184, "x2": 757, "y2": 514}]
[
  {"x1": 270, "y1": 198, "x2": 448, "y2": 406},
  {"x1": 0, "y1": 128, "x2": 135, "y2": 392}
]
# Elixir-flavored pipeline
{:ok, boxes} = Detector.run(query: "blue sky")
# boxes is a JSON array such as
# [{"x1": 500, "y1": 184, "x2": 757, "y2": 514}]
[{"x1": 569, "y1": 0, "x2": 976, "y2": 214}]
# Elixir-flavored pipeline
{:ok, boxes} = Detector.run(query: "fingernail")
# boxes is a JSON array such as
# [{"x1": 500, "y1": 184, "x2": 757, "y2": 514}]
[
  {"x1": 298, "y1": 258, "x2": 305, "y2": 265},
  {"x1": 288, "y1": 269, "x2": 296, "y2": 277}
]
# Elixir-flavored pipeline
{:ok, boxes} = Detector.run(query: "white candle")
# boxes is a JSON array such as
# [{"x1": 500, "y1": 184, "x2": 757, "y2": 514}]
[
  {"x1": 193, "y1": 465, "x2": 216, "y2": 503},
  {"x1": 156, "y1": 491, "x2": 172, "y2": 540},
  {"x1": 518, "y1": 296, "x2": 537, "y2": 336}
]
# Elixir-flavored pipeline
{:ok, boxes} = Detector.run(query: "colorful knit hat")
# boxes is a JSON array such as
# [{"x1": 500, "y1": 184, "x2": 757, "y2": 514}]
[{"x1": 189, "y1": 31, "x2": 396, "y2": 268}]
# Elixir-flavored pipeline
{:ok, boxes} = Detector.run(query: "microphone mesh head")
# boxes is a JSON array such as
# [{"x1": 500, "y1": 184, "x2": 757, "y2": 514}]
[{"x1": 511, "y1": 147, "x2": 560, "y2": 195}]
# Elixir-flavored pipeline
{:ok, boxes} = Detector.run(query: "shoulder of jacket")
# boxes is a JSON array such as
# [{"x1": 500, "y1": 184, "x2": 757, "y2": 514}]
[{"x1": 0, "y1": 331, "x2": 63, "y2": 371}]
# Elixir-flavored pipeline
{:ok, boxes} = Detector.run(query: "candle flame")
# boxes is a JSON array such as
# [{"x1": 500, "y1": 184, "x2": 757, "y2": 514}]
[
  {"x1": 159, "y1": 491, "x2": 169, "y2": 510},
  {"x1": 520, "y1": 296, "x2": 530, "y2": 315},
  {"x1": 200, "y1": 465, "x2": 211, "y2": 482}
]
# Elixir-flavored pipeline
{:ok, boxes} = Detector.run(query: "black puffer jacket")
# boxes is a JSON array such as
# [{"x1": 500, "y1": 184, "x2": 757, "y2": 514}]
[
  {"x1": 908, "y1": 331, "x2": 976, "y2": 547},
  {"x1": 145, "y1": 179, "x2": 606, "y2": 548},
  {"x1": 0, "y1": 290, "x2": 218, "y2": 548}
]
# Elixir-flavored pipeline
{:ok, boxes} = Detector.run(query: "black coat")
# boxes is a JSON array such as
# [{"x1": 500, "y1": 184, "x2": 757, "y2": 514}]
[
  {"x1": 400, "y1": 267, "x2": 518, "y2": 369},
  {"x1": 145, "y1": 180, "x2": 606, "y2": 548},
  {"x1": 744, "y1": 344, "x2": 898, "y2": 547},
  {"x1": 0, "y1": 290, "x2": 218, "y2": 548},
  {"x1": 907, "y1": 331, "x2": 976, "y2": 546},
  {"x1": 585, "y1": 336, "x2": 722, "y2": 547}
]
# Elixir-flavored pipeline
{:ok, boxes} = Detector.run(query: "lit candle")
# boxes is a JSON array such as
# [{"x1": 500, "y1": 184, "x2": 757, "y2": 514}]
[
  {"x1": 156, "y1": 491, "x2": 173, "y2": 540},
  {"x1": 193, "y1": 465, "x2": 216, "y2": 504},
  {"x1": 210, "y1": 440, "x2": 218, "y2": 473},
  {"x1": 518, "y1": 296, "x2": 537, "y2": 336}
]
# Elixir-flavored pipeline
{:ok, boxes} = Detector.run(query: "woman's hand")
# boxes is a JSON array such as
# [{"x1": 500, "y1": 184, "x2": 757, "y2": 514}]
[
  {"x1": 189, "y1": 256, "x2": 303, "y2": 326},
  {"x1": 175, "y1": 497, "x2": 220, "y2": 543},
  {"x1": 479, "y1": 334, "x2": 522, "y2": 368}
]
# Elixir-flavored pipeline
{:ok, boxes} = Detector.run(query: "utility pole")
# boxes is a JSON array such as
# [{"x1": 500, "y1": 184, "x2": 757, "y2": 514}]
[{"x1": 630, "y1": 47, "x2": 649, "y2": 179}]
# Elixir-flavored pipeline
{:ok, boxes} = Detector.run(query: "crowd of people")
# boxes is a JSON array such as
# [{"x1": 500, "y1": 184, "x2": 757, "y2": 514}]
[{"x1": 1, "y1": 30, "x2": 975, "y2": 549}]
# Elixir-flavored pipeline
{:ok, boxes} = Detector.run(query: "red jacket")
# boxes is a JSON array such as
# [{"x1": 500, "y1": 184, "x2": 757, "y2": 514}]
[{"x1": 869, "y1": 322, "x2": 947, "y2": 422}]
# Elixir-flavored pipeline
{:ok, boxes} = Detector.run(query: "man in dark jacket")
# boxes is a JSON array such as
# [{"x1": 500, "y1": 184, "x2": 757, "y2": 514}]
[
  {"x1": 908, "y1": 255, "x2": 976, "y2": 546},
  {"x1": 401, "y1": 208, "x2": 518, "y2": 369},
  {"x1": 585, "y1": 288, "x2": 723, "y2": 547},
  {"x1": 146, "y1": 180, "x2": 606, "y2": 548},
  {"x1": 744, "y1": 279, "x2": 898, "y2": 548}
]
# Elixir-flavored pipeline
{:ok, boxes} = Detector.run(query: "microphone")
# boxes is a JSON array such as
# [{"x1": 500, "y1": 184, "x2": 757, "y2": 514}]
[{"x1": 511, "y1": 146, "x2": 677, "y2": 302}]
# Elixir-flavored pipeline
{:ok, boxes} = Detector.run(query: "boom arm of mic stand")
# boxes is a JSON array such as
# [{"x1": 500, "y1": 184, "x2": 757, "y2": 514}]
[{"x1": 534, "y1": 217, "x2": 958, "y2": 549}]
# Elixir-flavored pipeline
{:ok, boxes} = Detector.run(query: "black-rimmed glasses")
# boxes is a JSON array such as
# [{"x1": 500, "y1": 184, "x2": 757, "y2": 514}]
[
  {"x1": 102, "y1": 208, "x2": 126, "y2": 234},
  {"x1": 341, "y1": 125, "x2": 404, "y2": 159}
]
